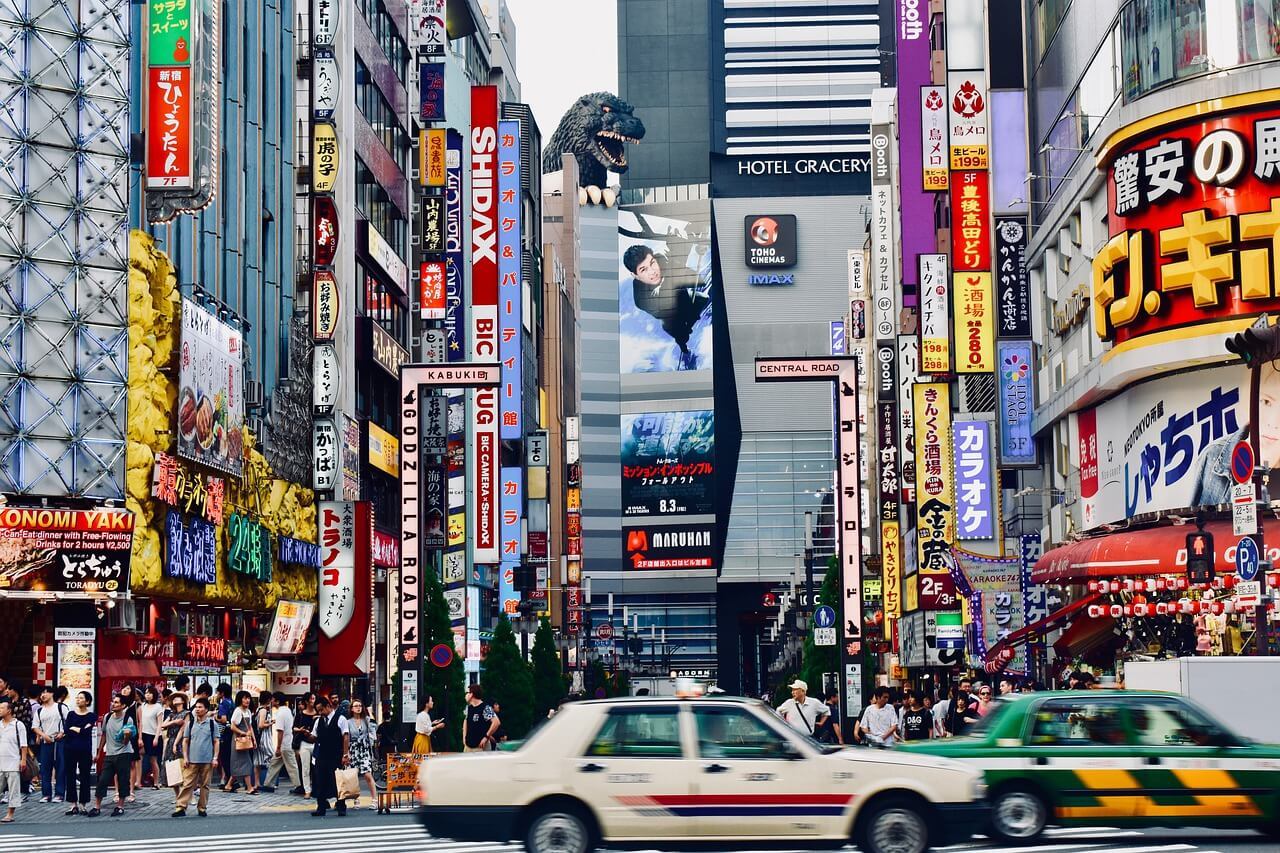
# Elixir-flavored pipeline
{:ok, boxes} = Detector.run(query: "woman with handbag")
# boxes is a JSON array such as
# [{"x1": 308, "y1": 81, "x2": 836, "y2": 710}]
[
  {"x1": 117, "y1": 683, "x2": 142, "y2": 802},
  {"x1": 223, "y1": 691, "x2": 258, "y2": 794},
  {"x1": 345, "y1": 700, "x2": 378, "y2": 808},
  {"x1": 254, "y1": 689, "x2": 274, "y2": 791},
  {"x1": 291, "y1": 693, "x2": 316, "y2": 797},
  {"x1": 159, "y1": 693, "x2": 189, "y2": 796}
]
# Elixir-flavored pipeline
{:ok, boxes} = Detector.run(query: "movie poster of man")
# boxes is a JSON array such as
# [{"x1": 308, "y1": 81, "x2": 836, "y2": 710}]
[{"x1": 618, "y1": 200, "x2": 714, "y2": 373}]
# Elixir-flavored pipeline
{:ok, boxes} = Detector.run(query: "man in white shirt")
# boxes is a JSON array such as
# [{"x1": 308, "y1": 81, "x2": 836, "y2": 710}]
[
  {"x1": 775, "y1": 679, "x2": 828, "y2": 738},
  {"x1": 0, "y1": 698, "x2": 30, "y2": 822},
  {"x1": 855, "y1": 687, "x2": 899, "y2": 746},
  {"x1": 263, "y1": 692, "x2": 300, "y2": 792},
  {"x1": 31, "y1": 685, "x2": 65, "y2": 803}
]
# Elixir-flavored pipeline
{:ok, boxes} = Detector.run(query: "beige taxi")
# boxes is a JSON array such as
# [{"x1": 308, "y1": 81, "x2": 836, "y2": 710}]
[{"x1": 418, "y1": 696, "x2": 987, "y2": 853}]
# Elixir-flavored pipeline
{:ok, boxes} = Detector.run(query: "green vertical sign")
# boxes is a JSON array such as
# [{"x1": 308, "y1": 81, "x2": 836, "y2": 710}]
[{"x1": 149, "y1": 0, "x2": 193, "y2": 66}]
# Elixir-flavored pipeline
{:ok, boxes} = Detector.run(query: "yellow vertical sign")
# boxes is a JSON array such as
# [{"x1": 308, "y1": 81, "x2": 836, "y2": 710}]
[
  {"x1": 312, "y1": 122, "x2": 339, "y2": 193},
  {"x1": 881, "y1": 520, "x2": 902, "y2": 619},
  {"x1": 953, "y1": 272, "x2": 994, "y2": 373},
  {"x1": 913, "y1": 382, "x2": 954, "y2": 575},
  {"x1": 422, "y1": 128, "x2": 446, "y2": 187}
]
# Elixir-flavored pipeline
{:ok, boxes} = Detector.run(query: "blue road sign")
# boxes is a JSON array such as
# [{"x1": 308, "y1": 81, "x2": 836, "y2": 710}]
[
  {"x1": 813, "y1": 605, "x2": 836, "y2": 629},
  {"x1": 1236, "y1": 536, "x2": 1260, "y2": 581}
]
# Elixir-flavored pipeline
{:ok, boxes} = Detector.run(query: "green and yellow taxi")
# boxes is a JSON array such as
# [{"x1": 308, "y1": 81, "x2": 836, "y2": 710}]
[{"x1": 899, "y1": 690, "x2": 1280, "y2": 843}]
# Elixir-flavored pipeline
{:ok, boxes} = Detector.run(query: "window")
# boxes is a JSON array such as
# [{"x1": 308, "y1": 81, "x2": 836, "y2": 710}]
[
  {"x1": 354, "y1": 59, "x2": 411, "y2": 176},
  {"x1": 1130, "y1": 699, "x2": 1227, "y2": 747},
  {"x1": 586, "y1": 708, "x2": 684, "y2": 758},
  {"x1": 695, "y1": 707, "x2": 788, "y2": 759},
  {"x1": 1030, "y1": 699, "x2": 1128, "y2": 745}
]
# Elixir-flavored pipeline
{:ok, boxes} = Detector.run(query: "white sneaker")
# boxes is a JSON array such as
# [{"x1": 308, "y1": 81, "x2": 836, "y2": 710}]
[
  {"x1": 38, "y1": 797, "x2": 50, "y2": 803},
  {"x1": 52, "y1": 796, "x2": 63, "y2": 803}
]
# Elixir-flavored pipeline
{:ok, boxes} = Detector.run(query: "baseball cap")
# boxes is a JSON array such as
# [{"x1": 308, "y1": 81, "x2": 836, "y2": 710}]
[{"x1": 788, "y1": 679, "x2": 808, "y2": 691}]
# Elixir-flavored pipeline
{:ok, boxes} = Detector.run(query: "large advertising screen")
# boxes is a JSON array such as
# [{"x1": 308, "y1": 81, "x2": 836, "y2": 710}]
[
  {"x1": 618, "y1": 200, "x2": 714, "y2": 373},
  {"x1": 178, "y1": 298, "x2": 245, "y2": 476},
  {"x1": 1076, "y1": 363, "x2": 1249, "y2": 529},
  {"x1": 621, "y1": 410, "x2": 715, "y2": 517}
]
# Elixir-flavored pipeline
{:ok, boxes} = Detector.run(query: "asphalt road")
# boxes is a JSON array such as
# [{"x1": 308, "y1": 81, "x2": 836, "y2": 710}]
[{"x1": 0, "y1": 812, "x2": 1276, "y2": 853}]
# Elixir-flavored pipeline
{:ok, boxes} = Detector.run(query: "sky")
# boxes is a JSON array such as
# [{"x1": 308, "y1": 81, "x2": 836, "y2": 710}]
[{"x1": 503, "y1": 0, "x2": 618, "y2": 148}]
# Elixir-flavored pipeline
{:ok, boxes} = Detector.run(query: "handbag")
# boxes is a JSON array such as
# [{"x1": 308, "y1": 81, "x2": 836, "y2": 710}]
[
  {"x1": 234, "y1": 731, "x2": 255, "y2": 751},
  {"x1": 334, "y1": 766, "x2": 360, "y2": 800},
  {"x1": 165, "y1": 757, "x2": 185, "y2": 786}
]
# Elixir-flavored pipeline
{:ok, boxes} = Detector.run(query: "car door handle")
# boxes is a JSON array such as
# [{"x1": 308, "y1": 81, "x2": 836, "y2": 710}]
[
  {"x1": 1146, "y1": 756, "x2": 1161, "y2": 765},
  {"x1": 703, "y1": 763, "x2": 730, "y2": 773},
  {"x1": 578, "y1": 762, "x2": 606, "y2": 773},
  {"x1": 1034, "y1": 756, "x2": 1048, "y2": 766}
]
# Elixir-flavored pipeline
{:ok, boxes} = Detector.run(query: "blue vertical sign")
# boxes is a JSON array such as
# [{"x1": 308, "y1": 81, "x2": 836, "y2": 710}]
[
  {"x1": 499, "y1": 465, "x2": 522, "y2": 616},
  {"x1": 830, "y1": 320, "x2": 846, "y2": 355},
  {"x1": 444, "y1": 129, "x2": 465, "y2": 361},
  {"x1": 997, "y1": 339, "x2": 1036, "y2": 466},
  {"x1": 498, "y1": 120, "x2": 522, "y2": 439}
]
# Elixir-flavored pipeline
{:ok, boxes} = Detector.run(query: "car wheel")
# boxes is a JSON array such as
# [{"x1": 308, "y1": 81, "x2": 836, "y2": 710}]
[
  {"x1": 990, "y1": 788, "x2": 1048, "y2": 844},
  {"x1": 526, "y1": 808, "x2": 593, "y2": 853},
  {"x1": 858, "y1": 797, "x2": 930, "y2": 853}
]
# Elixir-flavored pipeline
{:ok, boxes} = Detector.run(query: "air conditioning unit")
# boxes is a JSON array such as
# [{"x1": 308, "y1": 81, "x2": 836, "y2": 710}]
[
  {"x1": 107, "y1": 602, "x2": 137, "y2": 631},
  {"x1": 245, "y1": 379, "x2": 265, "y2": 411}
]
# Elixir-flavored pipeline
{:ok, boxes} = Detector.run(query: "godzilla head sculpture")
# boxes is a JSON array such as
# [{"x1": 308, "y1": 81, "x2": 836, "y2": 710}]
[{"x1": 541, "y1": 92, "x2": 645, "y2": 193}]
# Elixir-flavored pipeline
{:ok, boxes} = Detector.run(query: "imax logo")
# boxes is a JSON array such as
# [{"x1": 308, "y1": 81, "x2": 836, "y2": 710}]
[{"x1": 749, "y1": 274, "x2": 795, "y2": 285}]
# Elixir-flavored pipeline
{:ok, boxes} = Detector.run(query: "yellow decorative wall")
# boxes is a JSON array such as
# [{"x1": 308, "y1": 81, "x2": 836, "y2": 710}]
[{"x1": 127, "y1": 230, "x2": 317, "y2": 610}]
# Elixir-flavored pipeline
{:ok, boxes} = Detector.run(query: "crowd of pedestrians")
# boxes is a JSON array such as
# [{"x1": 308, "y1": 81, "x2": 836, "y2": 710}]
[
  {"x1": 776, "y1": 674, "x2": 1061, "y2": 747},
  {"x1": 0, "y1": 674, "x2": 457, "y2": 823}
]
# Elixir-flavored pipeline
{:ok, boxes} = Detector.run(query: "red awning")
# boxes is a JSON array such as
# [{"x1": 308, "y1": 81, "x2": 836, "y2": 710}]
[
  {"x1": 1031, "y1": 520, "x2": 1270, "y2": 584},
  {"x1": 1053, "y1": 613, "x2": 1118, "y2": 659},
  {"x1": 98, "y1": 659, "x2": 161, "y2": 680},
  {"x1": 983, "y1": 592, "x2": 1103, "y2": 673}
]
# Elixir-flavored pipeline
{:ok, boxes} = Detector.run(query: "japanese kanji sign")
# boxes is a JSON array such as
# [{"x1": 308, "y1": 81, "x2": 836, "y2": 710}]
[
  {"x1": 146, "y1": 67, "x2": 193, "y2": 189},
  {"x1": 163, "y1": 510, "x2": 216, "y2": 585},
  {"x1": 950, "y1": 170, "x2": 991, "y2": 272},
  {"x1": 148, "y1": 0, "x2": 192, "y2": 65},
  {"x1": 1097, "y1": 104, "x2": 1280, "y2": 345},
  {"x1": 919, "y1": 254, "x2": 950, "y2": 374},
  {"x1": 953, "y1": 271, "x2": 994, "y2": 373},
  {"x1": 921, "y1": 86, "x2": 949, "y2": 191},
  {"x1": 498, "y1": 119, "x2": 523, "y2": 441},
  {"x1": 318, "y1": 501, "x2": 373, "y2": 676},
  {"x1": 312, "y1": 122, "x2": 339, "y2": 193},
  {"x1": 313, "y1": 271, "x2": 339, "y2": 341},
  {"x1": 947, "y1": 71, "x2": 989, "y2": 169},
  {"x1": 152, "y1": 451, "x2": 226, "y2": 525},
  {"x1": 994, "y1": 217, "x2": 1032, "y2": 338},
  {"x1": 913, "y1": 382, "x2": 954, "y2": 575}
]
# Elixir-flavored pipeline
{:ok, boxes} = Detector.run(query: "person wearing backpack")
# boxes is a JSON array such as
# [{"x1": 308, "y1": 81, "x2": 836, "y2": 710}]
[
  {"x1": 173, "y1": 697, "x2": 219, "y2": 817},
  {"x1": 32, "y1": 685, "x2": 66, "y2": 802},
  {"x1": 89, "y1": 693, "x2": 136, "y2": 817}
]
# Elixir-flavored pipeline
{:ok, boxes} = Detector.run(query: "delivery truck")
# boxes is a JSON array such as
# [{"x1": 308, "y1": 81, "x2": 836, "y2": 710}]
[{"x1": 1123, "y1": 656, "x2": 1280, "y2": 743}]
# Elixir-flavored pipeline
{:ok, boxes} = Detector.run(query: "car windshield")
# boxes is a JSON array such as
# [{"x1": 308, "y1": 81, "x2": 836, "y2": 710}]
[{"x1": 963, "y1": 697, "x2": 1012, "y2": 736}]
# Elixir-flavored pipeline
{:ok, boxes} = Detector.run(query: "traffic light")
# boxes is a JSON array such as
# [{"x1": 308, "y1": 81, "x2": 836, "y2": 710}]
[
  {"x1": 1186, "y1": 530, "x2": 1215, "y2": 585},
  {"x1": 1225, "y1": 316, "x2": 1280, "y2": 366}
]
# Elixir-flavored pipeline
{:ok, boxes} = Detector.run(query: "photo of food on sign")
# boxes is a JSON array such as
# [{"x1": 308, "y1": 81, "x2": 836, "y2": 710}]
[{"x1": 177, "y1": 298, "x2": 245, "y2": 475}]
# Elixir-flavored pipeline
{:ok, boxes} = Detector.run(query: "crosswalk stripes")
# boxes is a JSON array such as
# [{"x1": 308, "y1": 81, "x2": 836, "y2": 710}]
[{"x1": 0, "y1": 824, "x2": 1242, "y2": 853}]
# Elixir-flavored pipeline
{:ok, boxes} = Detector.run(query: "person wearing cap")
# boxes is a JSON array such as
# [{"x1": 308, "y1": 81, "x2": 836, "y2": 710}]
[{"x1": 776, "y1": 680, "x2": 828, "y2": 738}]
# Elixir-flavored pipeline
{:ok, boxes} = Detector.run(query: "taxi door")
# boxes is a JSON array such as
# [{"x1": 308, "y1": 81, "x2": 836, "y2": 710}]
[
  {"x1": 1023, "y1": 697, "x2": 1147, "y2": 824},
  {"x1": 1125, "y1": 696, "x2": 1266, "y2": 827},
  {"x1": 567, "y1": 704, "x2": 697, "y2": 841},
  {"x1": 689, "y1": 704, "x2": 852, "y2": 840}
]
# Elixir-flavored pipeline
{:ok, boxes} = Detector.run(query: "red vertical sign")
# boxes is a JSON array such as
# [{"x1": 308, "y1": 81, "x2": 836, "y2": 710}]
[
  {"x1": 470, "y1": 86, "x2": 500, "y2": 563},
  {"x1": 146, "y1": 67, "x2": 193, "y2": 189}
]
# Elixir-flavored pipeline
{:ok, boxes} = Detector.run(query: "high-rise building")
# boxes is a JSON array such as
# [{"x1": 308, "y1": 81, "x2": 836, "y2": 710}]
[{"x1": 617, "y1": 0, "x2": 711, "y2": 188}]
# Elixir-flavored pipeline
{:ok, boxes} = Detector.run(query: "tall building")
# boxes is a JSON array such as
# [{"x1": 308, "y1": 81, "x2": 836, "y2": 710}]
[{"x1": 617, "y1": 0, "x2": 712, "y2": 188}]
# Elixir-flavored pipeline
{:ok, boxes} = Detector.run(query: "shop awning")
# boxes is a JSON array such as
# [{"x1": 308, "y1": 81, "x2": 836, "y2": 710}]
[
  {"x1": 1053, "y1": 613, "x2": 1118, "y2": 659},
  {"x1": 1031, "y1": 520, "x2": 1261, "y2": 584},
  {"x1": 983, "y1": 592, "x2": 1103, "y2": 673},
  {"x1": 99, "y1": 659, "x2": 161, "y2": 680}
]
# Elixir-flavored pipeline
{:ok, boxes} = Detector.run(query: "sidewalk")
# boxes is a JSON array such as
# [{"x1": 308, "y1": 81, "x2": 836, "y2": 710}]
[{"x1": 6, "y1": 783, "x2": 340, "y2": 824}]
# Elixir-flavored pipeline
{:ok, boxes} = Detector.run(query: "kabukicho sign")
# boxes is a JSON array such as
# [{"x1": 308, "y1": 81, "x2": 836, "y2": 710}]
[{"x1": 1095, "y1": 100, "x2": 1280, "y2": 345}]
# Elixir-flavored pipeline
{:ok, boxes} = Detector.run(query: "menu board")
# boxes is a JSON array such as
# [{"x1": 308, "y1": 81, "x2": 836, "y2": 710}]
[{"x1": 55, "y1": 628, "x2": 96, "y2": 698}]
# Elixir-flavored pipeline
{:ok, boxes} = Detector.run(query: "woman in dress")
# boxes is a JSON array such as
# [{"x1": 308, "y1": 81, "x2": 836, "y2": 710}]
[
  {"x1": 224, "y1": 691, "x2": 258, "y2": 794},
  {"x1": 254, "y1": 689, "x2": 274, "y2": 791},
  {"x1": 412, "y1": 695, "x2": 443, "y2": 755},
  {"x1": 346, "y1": 699, "x2": 379, "y2": 807},
  {"x1": 159, "y1": 693, "x2": 189, "y2": 796}
]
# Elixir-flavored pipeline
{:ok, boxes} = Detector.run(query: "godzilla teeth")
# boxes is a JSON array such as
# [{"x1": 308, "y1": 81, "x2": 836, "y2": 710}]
[{"x1": 596, "y1": 131, "x2": 639, "y2": 144}]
